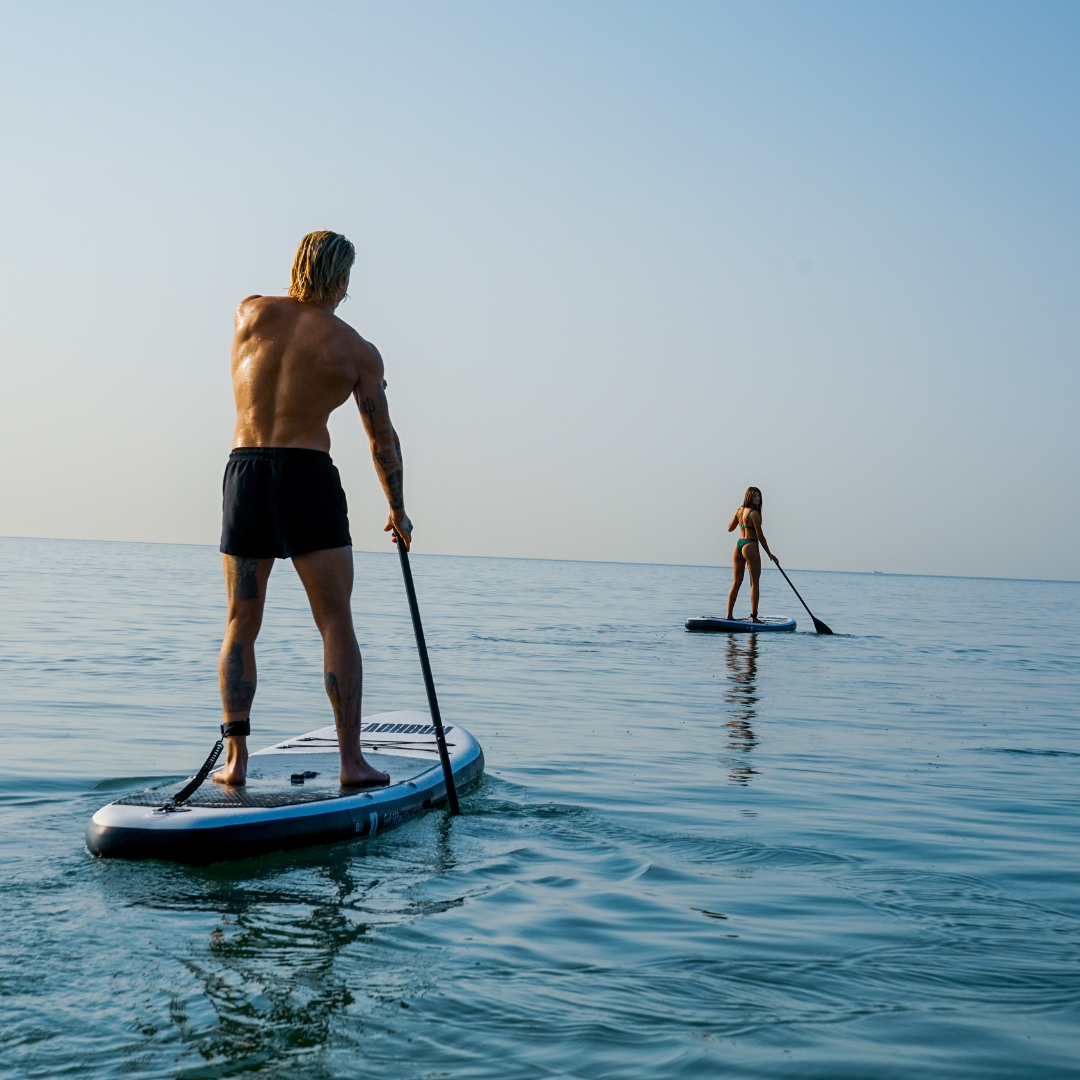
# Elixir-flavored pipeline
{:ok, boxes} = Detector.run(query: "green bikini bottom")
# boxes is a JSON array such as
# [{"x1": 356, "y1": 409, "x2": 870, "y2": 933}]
[{"x1": 736, "y1": 537, "x2": 758, "y2": 552}]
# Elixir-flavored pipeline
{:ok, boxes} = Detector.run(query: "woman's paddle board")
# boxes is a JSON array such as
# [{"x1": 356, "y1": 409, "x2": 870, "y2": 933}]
[
  {"x1": 686, "y1": 616, "x2": 796, "y2": 633},
  {"x1": 86, "y1": 710, "x2": 483, "y2": 864}
]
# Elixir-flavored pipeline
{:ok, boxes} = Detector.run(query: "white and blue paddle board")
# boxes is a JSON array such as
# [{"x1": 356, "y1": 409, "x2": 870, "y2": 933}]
[
  {"x1": 86, "y1": 710, "x2": 483, "y2": 864},
  {"x1": 686, "y1": 616, "x2": 796, "y2": 633}
]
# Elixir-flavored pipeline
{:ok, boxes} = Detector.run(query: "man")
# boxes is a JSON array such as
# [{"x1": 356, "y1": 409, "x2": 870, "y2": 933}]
[{"x1": 213, "y1": 230, "x2": 411, "y2": 788}]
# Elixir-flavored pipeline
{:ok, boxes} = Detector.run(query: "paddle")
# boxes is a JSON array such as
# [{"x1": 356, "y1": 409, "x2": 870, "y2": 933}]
[
  {"x1": 773, "y1": 562, "x2": 834, "y2": 635},
  {"x1": 394, "y1": 529, "x2": 461, "y2": 815}
]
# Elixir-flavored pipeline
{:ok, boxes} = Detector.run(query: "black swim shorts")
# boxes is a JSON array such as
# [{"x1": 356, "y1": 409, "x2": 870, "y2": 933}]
[{"x1": 220, "y1": 447, "x2": 352, "y2": 559}]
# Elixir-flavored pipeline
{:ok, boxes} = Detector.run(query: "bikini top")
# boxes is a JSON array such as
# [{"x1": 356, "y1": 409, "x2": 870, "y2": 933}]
[{"x1": 739, "y1": 513, "x2": 757, "y2": 532}]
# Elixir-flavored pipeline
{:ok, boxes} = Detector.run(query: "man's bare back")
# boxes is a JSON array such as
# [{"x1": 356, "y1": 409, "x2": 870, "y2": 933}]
[
  {"x1": 212, "y1": 231, "x2": 411, "y2": 790},
  {"x1": 231, "y1": 294, "x2": 409, "y2": 527}
]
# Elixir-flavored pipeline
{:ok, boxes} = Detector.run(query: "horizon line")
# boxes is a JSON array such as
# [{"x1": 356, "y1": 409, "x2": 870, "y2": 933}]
[{"x1": 1, "y1": 533, "x2": 1078, "y2": 586}]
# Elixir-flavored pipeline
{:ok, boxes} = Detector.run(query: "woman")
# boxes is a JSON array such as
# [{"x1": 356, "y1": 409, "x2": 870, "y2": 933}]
[{"x1": 726, "y1": 486, "x2": 778, "y2": 622}]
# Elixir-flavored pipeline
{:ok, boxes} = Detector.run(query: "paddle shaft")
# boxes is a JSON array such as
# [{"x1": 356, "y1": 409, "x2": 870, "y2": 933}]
[
  {"x1": 774, "y1": 563, "x2": 833, "y2": 635},
  {"x1": 395, "y1": 533, "x2": 461, "y2": 815}
]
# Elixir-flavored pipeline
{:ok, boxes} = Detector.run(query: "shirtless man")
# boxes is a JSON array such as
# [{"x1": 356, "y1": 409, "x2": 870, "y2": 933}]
[{"x1": 213, "y1": 230, "x2": 411, "y2": 788}]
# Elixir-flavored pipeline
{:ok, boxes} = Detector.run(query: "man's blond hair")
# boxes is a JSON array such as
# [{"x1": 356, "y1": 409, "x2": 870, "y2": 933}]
[{"x1": 289, "y1": 231, "x2": 355, "y2": 304}]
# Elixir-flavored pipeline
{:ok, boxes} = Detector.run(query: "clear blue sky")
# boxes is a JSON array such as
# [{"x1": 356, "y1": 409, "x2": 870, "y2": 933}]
[{"x1": 1, "y1": 1, "x2": 1076, "y2": 578}]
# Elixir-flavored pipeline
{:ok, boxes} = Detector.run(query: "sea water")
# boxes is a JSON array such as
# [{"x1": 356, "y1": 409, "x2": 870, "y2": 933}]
[{"x1": 0, "y1": 536, "x2": 1077, "y2": 1079}]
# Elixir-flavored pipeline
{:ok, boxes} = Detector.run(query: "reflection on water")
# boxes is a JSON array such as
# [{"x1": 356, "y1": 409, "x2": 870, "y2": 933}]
[
  {"x1": 724, "y1": 635, "x2": 758, "y2": 784},
  {"x1": 98, "y1": 849, "x2": 371, "y2": 1075},
  {"x1": 180, "y1": 894, "x2": 363, "y2": 1073},
  {"x1": 187, "y1": 815, "x2": 461, "y2": 1075}
]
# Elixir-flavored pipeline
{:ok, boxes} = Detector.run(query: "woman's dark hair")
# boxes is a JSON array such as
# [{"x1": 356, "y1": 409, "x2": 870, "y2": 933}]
[{"x1": 742, "y1": 486, "x2": 762, "y2": 510}]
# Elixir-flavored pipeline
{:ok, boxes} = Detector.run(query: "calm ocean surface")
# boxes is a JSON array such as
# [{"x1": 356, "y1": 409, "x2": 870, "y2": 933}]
[{"x1": 0, "y1": 536, "x2": 1077, "y2": 1079}]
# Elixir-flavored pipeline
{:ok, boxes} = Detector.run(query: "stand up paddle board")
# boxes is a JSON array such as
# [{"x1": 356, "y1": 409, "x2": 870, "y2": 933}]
[
  {"x1": 686, "y1": 616, "x2": 796, "y2": 633},
  {"x1": 86, "y1": 710, "x2": 483, "y2": 864}
]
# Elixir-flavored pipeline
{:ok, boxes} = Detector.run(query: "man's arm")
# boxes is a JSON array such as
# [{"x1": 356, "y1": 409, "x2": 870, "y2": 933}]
[{"x1": 354, "y1": 346, "x2": 412, "y2": 549}]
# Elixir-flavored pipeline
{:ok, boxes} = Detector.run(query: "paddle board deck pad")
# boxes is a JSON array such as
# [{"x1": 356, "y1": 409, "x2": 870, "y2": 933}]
[
  {"x1": 686, "y1": 616, "x2": 797, "y2": 633},
  {"x1": 86, "y1": 711, "x2": 483, "y2": 864}
]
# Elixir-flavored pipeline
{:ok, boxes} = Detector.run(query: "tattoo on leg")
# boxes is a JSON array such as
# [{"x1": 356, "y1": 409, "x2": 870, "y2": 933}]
[
  {"x1": 222, "y1": 642, "x2": 256, "y2": 713},
  {"x1": 227, "y1": 557, "x2": 260, "y2": 601},
  {"x1": 325, "y1": 668, "x2": 362, "y2": 729}
]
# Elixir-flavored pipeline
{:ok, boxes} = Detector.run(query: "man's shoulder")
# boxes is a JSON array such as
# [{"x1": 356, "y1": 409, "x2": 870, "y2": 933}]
[
  {"x1": 236, "y1": 293, "x2": 271, "y2": 311},
  {"x1": 234, "y1": 294, "x2": 285, "y2": 326},
  {"x1": 349, "y1": 327, "x2": 381, "y2": 362},
  {"x1": 327, "y1": 316, "x2": 381, "y2": 367}
]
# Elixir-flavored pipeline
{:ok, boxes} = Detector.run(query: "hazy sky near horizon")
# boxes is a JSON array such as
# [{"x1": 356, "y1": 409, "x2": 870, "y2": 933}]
[{"x1": 1, "y1": 1, "x2": 1077, "y2": 578}]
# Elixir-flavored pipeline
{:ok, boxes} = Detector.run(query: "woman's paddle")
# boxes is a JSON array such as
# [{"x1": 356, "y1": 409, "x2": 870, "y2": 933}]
[
  {"x1": 773, "y1": 562, "x2": 833, "y2": 635},
  {"x1": 394, "y1": 529, "x2": 461, "y2": 815}
]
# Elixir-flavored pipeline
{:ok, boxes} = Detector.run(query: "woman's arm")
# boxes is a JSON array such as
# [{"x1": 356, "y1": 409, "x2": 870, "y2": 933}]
[
  {"x1": 727, "y1": 510, "x2": 741, "y2": 533},
  {"x1": 751, "y1": 511, "x2": 779, "y2": 564}
]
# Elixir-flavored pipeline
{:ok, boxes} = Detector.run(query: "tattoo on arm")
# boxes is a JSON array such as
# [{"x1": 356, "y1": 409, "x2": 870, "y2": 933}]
[
  {"x1": 384, "y1": 469, "x2": 404, "y2": 510},
  {"x1": 221, "y1": 642, "x2": 256, "y2": 714},
  {"x1": 358, "y1": 383, "x2": 405, "y2": 510}
]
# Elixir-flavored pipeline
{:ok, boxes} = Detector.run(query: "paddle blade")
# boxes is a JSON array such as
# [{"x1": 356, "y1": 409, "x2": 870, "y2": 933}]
[{"x1": 812, "y1": 616, "x2": 834, "y2": 635}]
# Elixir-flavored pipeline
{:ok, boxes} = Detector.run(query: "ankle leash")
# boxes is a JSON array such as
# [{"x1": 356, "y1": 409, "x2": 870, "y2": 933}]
[{"x1": 159, "y1": 720, "x2": 250, "y2": 811}]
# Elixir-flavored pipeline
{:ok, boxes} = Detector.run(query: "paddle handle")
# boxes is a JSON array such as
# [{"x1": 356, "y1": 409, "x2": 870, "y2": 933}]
[{"x1": 395, "y1": 533, "x2": 461, "y2": 815}]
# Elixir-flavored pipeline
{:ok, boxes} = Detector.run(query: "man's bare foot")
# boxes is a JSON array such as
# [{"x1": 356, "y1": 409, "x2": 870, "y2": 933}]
[
  {"x1": 212, "y1": 763, "x2": 247, "y2": 786},
  {"x1": 213, "y1": 737, "x2": 248, "y2": 785},
  {"x1": 340, "y1": 759, "x2": 390, "y2": 788}
]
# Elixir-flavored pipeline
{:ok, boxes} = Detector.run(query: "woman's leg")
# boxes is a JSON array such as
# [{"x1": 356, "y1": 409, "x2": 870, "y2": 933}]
[
  {"x1": 727, "y1": 545, "x2": 746, "y2": 619},
  {"x1": 745, "y1": 542, "x2": 762, "y2": 617}
]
